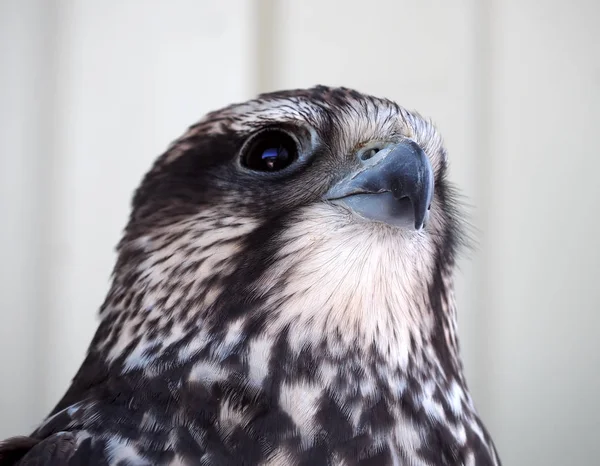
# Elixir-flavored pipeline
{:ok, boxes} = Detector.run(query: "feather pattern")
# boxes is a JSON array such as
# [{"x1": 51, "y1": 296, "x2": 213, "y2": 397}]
[{"x1": 0, "y1": 86, "x2": 500, "y2": 465}]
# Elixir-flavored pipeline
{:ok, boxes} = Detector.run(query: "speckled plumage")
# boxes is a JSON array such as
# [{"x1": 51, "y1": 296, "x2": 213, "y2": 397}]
[{"x1": 0, "y1": 86, "x2": 501, "y2": 465}]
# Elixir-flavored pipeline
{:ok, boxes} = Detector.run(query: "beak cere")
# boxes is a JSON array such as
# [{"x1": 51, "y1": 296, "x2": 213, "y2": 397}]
[{"x1": 324, "y1": 140, "x2": 435, "y2": 230}]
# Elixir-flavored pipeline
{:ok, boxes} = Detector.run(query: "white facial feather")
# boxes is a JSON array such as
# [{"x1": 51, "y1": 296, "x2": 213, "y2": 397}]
[{"x1": 256, "y1": 203, "x2": 437, "y2": 369}]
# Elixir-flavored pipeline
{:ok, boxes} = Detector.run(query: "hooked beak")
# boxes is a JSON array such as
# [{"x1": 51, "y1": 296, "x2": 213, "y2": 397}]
[{"x1": 324, "y1": 140, "x2": 434, "y2": 230}]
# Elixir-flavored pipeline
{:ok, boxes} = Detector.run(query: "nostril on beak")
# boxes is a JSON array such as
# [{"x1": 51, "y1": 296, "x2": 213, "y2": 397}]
[{"x1": 358, "y1": 147, "x2": 381, "y2": 162}]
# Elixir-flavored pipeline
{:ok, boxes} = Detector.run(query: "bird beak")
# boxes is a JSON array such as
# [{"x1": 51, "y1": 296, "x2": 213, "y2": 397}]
[{"x1": 324, "y1": 140, "x2": 434, "y2": 230}]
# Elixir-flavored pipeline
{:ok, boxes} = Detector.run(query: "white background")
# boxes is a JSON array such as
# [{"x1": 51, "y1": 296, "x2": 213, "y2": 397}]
[{"x1": 1, "y1": 1, "x2": 599, "y2": 464}]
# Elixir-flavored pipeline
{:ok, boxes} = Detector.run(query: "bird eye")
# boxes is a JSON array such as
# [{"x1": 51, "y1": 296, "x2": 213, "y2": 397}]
[{"x1": 242, "y1": 130, "x2": 298, "y2": 172}]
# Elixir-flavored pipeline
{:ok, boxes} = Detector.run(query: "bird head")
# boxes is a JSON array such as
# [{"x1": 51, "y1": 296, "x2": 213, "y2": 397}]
[{"x1": 96, "y1": 85, "x2": 464, "y2": 381}]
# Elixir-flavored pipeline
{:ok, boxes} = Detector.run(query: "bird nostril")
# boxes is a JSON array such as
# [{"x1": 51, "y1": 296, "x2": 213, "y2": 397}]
[{"x1": 359, "y1": 147, "x2": 380, "y2": 162}]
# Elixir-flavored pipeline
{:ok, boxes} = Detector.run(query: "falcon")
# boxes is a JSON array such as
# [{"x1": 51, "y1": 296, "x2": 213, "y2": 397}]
[{"x1": 0, "y1": 86, "x2": 501, "y2": 465}]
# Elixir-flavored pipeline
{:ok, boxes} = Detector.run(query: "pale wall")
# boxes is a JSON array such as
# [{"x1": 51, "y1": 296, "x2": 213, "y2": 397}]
[{"x1": 1, "y1": 1, "x2": 598, "y2": 464}]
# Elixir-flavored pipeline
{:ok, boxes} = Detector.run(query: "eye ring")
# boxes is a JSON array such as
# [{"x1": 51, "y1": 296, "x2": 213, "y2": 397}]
[{"x1": 240, "y1": 129, "x2": 299, "y2": 172}]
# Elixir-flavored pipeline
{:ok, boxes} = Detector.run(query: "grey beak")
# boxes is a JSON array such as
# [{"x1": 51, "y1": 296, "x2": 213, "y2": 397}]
[{"x1": 324, "y1": 140, "x2": 434, "y2": 230}]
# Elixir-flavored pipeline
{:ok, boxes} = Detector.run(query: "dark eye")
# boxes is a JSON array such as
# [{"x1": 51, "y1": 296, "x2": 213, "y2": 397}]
[{"x1": 242, "y1": 130, "x2": 298, "y2": 172}]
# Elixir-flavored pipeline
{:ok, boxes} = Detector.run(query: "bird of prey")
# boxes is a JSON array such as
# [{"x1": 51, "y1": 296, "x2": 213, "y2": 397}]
[{"x1": 0, "y1": 86, "x2": 501, "y2": 465}]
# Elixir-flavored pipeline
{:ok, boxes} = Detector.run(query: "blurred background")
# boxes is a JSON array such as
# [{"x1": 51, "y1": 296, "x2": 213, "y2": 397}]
[{"x1": 1, "y1": 0, "x2": 599, "y2": 464}]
